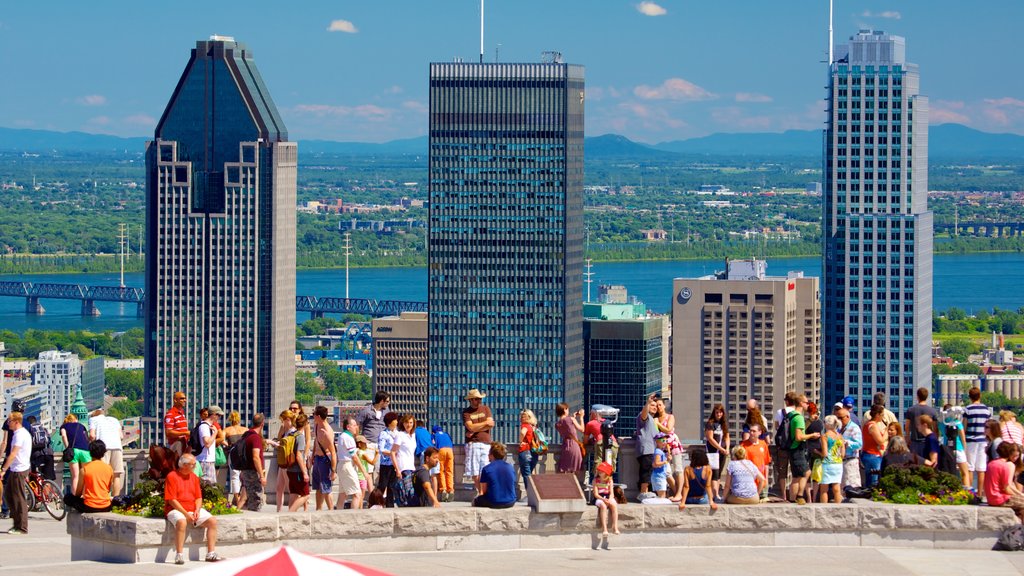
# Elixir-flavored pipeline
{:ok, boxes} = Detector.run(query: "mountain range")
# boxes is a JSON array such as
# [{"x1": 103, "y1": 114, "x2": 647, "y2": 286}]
[{"x1": 1, "y1": 124, "x2": 1021, "y2": 160}]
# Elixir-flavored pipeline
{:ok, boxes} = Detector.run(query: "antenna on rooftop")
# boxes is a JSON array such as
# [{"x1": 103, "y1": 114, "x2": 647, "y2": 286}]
[
  {"x1": 584, "y1": 258, "x2": 595, "y2": 303},
  {"x1": 343, "y1": 232, "x2": 352, "y2": 299},
  {"x1": 828, "y1": 0, "x2": 834, "y2": 64},
  {"x1": 480, "y1": 0, "x2": 485, "y2": 63}
]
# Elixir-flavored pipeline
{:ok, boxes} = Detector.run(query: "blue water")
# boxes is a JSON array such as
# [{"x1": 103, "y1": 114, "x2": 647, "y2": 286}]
[{"x1": 0, "y1": 252, "x2": 1021, "y2": 332}]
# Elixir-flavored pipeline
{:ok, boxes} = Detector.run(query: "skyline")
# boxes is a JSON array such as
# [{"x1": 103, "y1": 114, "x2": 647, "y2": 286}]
[{"x1": 0, "y1": 1, "x2": 1021, "y2": 143}]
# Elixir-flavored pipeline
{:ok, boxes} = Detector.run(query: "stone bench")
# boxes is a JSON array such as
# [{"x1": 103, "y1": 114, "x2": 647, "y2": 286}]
[{"x1": 67, "y1": 502, "x2": 1019, "y2": 563}]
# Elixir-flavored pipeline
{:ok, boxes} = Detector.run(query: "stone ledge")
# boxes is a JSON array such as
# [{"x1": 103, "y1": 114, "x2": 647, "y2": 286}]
[{"x1": 67, "y1": 503, "x2": 1020, "y2": 563}]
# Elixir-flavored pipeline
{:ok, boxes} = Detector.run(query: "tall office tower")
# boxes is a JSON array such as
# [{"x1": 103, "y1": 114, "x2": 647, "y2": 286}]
[
  {"x1": 142, "y1": 37, "x2": 296, "y2": 445},
  {"x1": 823, "y1": 31, "x2": 932, "y2": 420},
  {"x1": 372, "y1": 311, "x2": 429, "y2": 422},
  {"x1": 427, "y1": 58, "x2": 585, "y2": 443},
  {"x1": 583, "y1": 301, "x2": 663, "y2": 438},
  {"x1": 672, "y1": 260, "x2": 821, "y2": 441}
]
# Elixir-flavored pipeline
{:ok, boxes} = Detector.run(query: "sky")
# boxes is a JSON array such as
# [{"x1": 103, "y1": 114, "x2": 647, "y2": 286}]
[{"x1": 0, "y1": 1, "x2": 1021, "y2": 144}]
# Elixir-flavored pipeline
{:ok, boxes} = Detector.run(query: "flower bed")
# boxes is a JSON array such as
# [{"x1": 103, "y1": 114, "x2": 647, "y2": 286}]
[
  {"x1": 114, "y1": 478, "x2": 239, "y2": 518},
  {"x1": 872, "y1": 465, "x2": 976, "y2": 506}
]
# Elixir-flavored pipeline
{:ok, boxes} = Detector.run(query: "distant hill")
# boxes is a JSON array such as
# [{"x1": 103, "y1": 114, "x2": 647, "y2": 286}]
[{"x1": 1, "y1": 124, "x2": 1021, "y2": 159}]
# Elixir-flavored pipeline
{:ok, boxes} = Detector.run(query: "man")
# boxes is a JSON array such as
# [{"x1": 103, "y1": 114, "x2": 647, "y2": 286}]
[
  {"x1": 64, "y1": 440, "x2": 114, "y2": 513},
  {"x1": 335, "y1": 417, "x2": 364, "y2": 510},
  {"x1": 88, "y1": 408, "x2": 124, "y2": 495},
  {"x1": 584, "y1": 408, "x2": 618, "y2": 478},
  {"x1": 415, "y1": 447, "x2": 442, "y2": 508},
  {"x1": 741, "y1": 423, "x2": 771, "y2": 500},
  {"x1": 837, "y1": 408, "x2": 863, "y2": 491},
  {"x1": 356, "y1": 391, "x2": 391, "y2": 445},
  {"x1": 862, "y1": 392, "x2": 897, "y2": 427},
  {"x1": 472, "y1": 443, "x2": 516, "y2": 509},
  {"x1": 744, "y1": 398, "x2": 769, "y2": 439},
  {"x1": 238, "y1": 413, "x2": 266, "y2": 512},
  {"x1": 311, "y1": 406, "x2": 337, "y2": 511},
  {"x1": 164, "y1": 391, "x2": 190, "y2": 455},
  {"x1": 195, "y1": 407, "x2": 221, "y2": 485},
  {"x1": 841, "y1": 396, "x2": 861, "y2": 426},
  {"x1": 28, "y1": 415, "x2": 55, "y2": 482},
  {"x1": 772, "y1": 391, "x2": 798, "y2": 499},
  {"x1": 0, "y1": 400, "x2": 27, "y2": 519},
  {"x1": 963, "y1": 387, "x2": 993, "y2": 492},
  {"x1": 904, "y1": 387, "x2": 938, "y2": 455},
  {"x1": 788, "y1": 394, "x2": 820, "y2": 505},
  {"x1": 462, "y1": 389, "x2": 495, "y2": 495},
  {"x1": 164, "y1": 453, "x2": 223, "y2": 565},
  {"x1": 0, "y1": 412, "x2": 31, "y2": 534},
  {"x1": 635, "y1": 394, "x2": 659, "y2": 496}
]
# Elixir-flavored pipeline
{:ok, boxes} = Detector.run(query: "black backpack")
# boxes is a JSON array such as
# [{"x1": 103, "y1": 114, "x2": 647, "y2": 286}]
[
  {"x1": 189, "y1": 422, "x2": 206, "y2": 454},
  {"x1": 774, "y1": 411, "x2": 797, "y2": 451},
  {"x1": 997, "y1": 525, "x2": 1024, "y2": 551},
  {"x1": 31, "y1": 423, "x2": 51, "y2": 454},
  {"x1": 229, "y1": 431, "x2": 255, "y2": 470}
]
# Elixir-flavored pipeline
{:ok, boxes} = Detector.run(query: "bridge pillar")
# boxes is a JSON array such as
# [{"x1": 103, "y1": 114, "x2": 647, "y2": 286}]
[
  {"x1": 137, "y1": 302, "x2": 145, "y2": 318},
  {"x1": 311, "y1": 311, "x2": 325, "y2": 320},
  {"x1": 25, "y1": 296, "x2": 44, "y2": 314},
  {"x1": 81, "y1": 299, "x2": 101, "y2": 317}
]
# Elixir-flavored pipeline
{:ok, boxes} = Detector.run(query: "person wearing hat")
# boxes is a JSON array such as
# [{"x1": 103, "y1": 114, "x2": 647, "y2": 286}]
[
  {"x1": 593, "y1": 461, "x2": 619, "y2": 537},
  {"x1": 462, "y1": 389, "x2": 495, "y2": 496},
  {"x1": 88, "y1": 408, "x2": 125, "y2": 496},
  {"x1": 197, "y1": 406, "x2": 223, "y2": 484}
]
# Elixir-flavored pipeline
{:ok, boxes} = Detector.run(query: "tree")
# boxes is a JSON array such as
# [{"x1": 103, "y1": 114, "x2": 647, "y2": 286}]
[
  {"x1": 108, "y1": 398, "x2": 142, "y2": 420},
  {"x1": 940, "y1": 338, "x2": 980, "y2": 363},
  {"x1": 105, "y1": 369, "x2": 143, "y2": 400},
  {"x1": 295, "y1": 371, "x2": 321, "y2": 406}
]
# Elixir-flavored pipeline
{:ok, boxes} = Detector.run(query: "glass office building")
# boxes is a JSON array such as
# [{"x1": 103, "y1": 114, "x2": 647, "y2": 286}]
[
  {"x1": 823, "y1": 31, "x2": 933, "y2": 419},
  {"x1": 142, "y1": 37, "x2": 296, "y2": 445},
  {"x1": 427, "y1": 60, "x2": 585, "y2": 444}
]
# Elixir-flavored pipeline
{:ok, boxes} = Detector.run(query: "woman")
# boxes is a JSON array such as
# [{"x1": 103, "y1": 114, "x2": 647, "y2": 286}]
[
  {"x1": 861, "y1": 404, "x2": 889, "y2": 489},
  {"x1": 555, "y1": 403, "x2": 584, "y2": 477},
  {"x1": 985, "y1": 442, "x2": 1024, "y2": 523},
  {"x1": 987, "y1": 420, "x2": 1005, "y2": 463},
  {"x1": 60, "y1": 414, "x2": 91, "y2": 491},
  {"x1": 818, "y1": 415, "x2": 845, "y2": 503},
  {"x1": 881, "y1": 436, "x2": 921, "y2": 472},
  {"x1": 517, "y1": 409, "x2": 539, "y2": 491},
  {"x1": 1000, "y1": 411, "x2": 1024, "y2": 447},
  {"x1": 274, "y1": 410, "x2": 298, "y2": 513},
  {"x1": 393, "y1": 414, "x2": 418, "y2": 505},
  {"x1": 915, "y1": 415, "x2": 940, "y2": 468},
  {"x1": 677, "y1": 449, "x2": 717, "y2": 510},
  {"x1": 655, "y1": 399, "x2": 685, "y2": 501},
  {"x1": 222, "y1": 411, "x2": 248, "y2": 507},
  {"x1": 722, "y1": 445, "x2": 764, "y2": 505},
  {"x1": 743, "y1": 407, "x2": 767, "y2": 442},
  {"x1": 289, "y1": 400, "x2": 313, "y2": 464},
  {"x1": 704, "y1": 404, "x2": 730, "y2": 502},
  {"x1": 887, "y1": 421, "x2": 903, "y2": 444}
]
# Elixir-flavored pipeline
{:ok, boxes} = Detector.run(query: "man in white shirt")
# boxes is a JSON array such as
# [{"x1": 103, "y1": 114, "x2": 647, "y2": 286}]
[
  {"x1": 334, "y1": 417, "x2": 363, "y2": 510},
  {"x1": 197, "y1": 407, "x2": 223, "y2": 484},
  {"x1": 0, "y1": 412, "x2": 33, "y2": 534},
  {"x1": 89, "y1": 409, "x2": 125, "y2": 496}
]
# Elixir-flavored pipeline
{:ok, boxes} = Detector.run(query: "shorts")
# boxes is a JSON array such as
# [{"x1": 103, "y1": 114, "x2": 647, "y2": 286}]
[
  {"x1": 240, "y1": 470, "x2": 264, "y2": 511},
  {"x1": 359, "y1": 479, "x2": 369, "y2": 492},
  {"x1": 229, "y1": 469, "x2": 241, "y2": 494},
  {"x1": 337, "y1": 460, "x2": 360, "y2": 496},
  {"x1": 637, "y1": 454, "x2": 654, "y2": 487},
  {"x1": 72, "y1": 448, "x2": 92, "y2": 464},
  {"x1": 311, "y1": 455, "x2": 333, "y2": 493},
  {"x1": 841, "y1": 459, "x2": 862, "y2": 489},
  {"x1": 671, "y1": 453, "x2": 685, "y2": 475},
  {"x1": 200, "y1": 462, "x2": 216, "y2": 484},
  {"x1": 101, "y1": 449, "x2": 124, "y2": 475},
  {"x1": 955, "y1": 449, "x2": 967, "y2": 465},
  {"x1": 287, "y1": 470, "x2": 310, "y2": 496},
  {"x1": 965, "y1": 442, "x2": 987, "y2": 472},
  {"x1": 166, "y1": 507, "x2": 213, "y2": 527},
  {"x1": 790, "y1": 449, "x2": 810, "y2": 478},
  {"x1": 652, "y1": 475, "x2": 668, "y2": 493},
  {"x1": 465, "y1": 443, "x2": 489, "y2": 478},
  {"x1": 430, "y1": 462, "x2": 440, "y2": 476},
  {"x1": 772, "y1": 446, "x2": 791, "y2": 486},
  {"x1": 1002, "y1": 494, "x2": 1024, "y2": 515},
  {"x1": 685, "y1": 495, "x2": 709, "y2": 505}
]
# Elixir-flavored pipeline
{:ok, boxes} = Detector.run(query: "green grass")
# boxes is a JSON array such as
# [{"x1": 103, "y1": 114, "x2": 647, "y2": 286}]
[{"x1": 934, "y1": 331, "x2": 1024, "y2": 348}]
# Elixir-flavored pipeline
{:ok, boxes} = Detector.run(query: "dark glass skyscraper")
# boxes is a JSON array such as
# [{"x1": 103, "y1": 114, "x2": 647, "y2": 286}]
[
  {"x1": 142, "y1": 37, "x2": 296, "y2": 444},
  {"x1": 823, "y1": 31, "x2": 932, "y2": 419},
  {"x1": 427, "y1": 60, "x2": 585, "y2": 443}
]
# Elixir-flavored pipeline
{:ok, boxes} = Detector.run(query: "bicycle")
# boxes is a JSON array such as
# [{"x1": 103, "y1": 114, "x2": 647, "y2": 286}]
[{"x1": 26, "y1": 470, "x2": 65, "y2": 521}]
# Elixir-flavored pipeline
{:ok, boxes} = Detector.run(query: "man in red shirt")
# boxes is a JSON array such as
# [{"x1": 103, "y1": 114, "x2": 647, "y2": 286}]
[
  {"x1": 164, "y1": 391, "x2": 190, "y2": 455},
  {"x1": 164, "y1": 453, "x2": 222, "y2": 565}
]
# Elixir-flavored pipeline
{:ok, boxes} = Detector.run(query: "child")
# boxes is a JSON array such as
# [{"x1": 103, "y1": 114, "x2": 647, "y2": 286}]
[
  {"x1": 432, "y1": 424, "x2": 455, "y2": 502},
  {"x1": 593, "y1": 462, "x2": 619, "y2": 537},
  {"x1": 941, "y1": 404, "x2": 970, "y2": 487},
  {"x1": 651, "y1": 434, "x2": 669, "y2": 498},
  {"x1": 355, "y1": 435, "x2": 379, "y2": 501},
  {"x1": 740, "y1": 423, "x2": 771, "y2": 501},
  {"x1": 367, "y1": 488, "x2": 386, "y2": 510}
]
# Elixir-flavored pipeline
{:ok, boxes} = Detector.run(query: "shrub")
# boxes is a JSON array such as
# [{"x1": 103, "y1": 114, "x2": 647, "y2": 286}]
[
  {"x1": 114, "y1": 476, "x2": 239, "y2": 518},
  {"x1": 872, "y1": 465, "x2": 975, "y2": 505}
]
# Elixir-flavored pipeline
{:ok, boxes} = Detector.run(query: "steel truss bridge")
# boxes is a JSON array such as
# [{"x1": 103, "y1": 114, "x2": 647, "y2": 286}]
[{"x1": 0, "y1": 281, "x2": 426, "y2": 319}]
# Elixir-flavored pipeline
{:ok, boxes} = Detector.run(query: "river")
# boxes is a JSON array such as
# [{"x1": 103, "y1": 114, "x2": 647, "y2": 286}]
[{"x1": 0, "y1": 252, "x2": 1021, "y2": 333}]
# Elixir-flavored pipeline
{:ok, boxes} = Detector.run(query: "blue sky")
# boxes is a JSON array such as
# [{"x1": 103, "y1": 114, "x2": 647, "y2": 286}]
[{"x1": 1, "y1": 1, "x2": 1021, "y2": 143}]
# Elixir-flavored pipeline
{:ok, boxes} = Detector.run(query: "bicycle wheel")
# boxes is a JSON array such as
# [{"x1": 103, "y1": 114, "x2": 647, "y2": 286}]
[
  {"x1": 42, "y1": 480, "x2": 66, "y2": 521},
  {"x1": 21, "y1": 482, "x2": 37, "y2": 513}
]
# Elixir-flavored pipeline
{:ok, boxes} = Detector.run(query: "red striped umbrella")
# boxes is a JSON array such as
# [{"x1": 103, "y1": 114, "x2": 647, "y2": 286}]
[{"x1": 183, "y1": 546, "x2": 394, "y2": 576}]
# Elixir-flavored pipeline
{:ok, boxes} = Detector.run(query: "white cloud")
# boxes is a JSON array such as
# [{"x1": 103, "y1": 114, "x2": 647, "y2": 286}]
[
  {"x1": 735, "y1": 92, "x2": 773, "y2": 103},
  {"x1": 327, "y1": 19, "x2": 358, "y2": 33},
  {"x1": 636, "y1": 2, "x2": 667, "y2": 16},
  {"x1": 861, "y1": 10, "x2": 902, "y2": 20},
  {"x1": 77, "y1": 94, "x2": 107, "y2": 106},
  {"x1": 86, "y1": 116, "x2": 111, "y2": 126},
  {"x1": 123, "y1": 114, "x2": 156, "y2": 127},
  {"x1": 294, "y1": 103, "x2": 392, "y2": 121},
  {"x1": 931, "y1": 100, "x2": 970, "y2": 125},
  {"x1": 634, "y1": 78, "x2": 716, "y2": 102}
]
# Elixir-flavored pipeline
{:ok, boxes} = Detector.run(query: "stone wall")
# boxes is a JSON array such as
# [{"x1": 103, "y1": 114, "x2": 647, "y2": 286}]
[{"x1": 67, "y1": 501, "x2": 1018, "y2": 563}]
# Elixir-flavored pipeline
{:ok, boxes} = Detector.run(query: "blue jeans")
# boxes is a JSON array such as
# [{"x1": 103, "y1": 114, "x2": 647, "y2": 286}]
[
  {"x1": 685, "y1": 495, "x2": 709, "y2": 505},
  {"x1": 861, "y1": 453, "x2": 883, "y2": 488},
  {"x1": 517, "y1": 450, "x2": 538, "y2": 484}
]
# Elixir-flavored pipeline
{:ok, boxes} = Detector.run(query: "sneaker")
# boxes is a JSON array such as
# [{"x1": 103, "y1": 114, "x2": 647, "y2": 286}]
[
  {"x1": 174, "y1": 553, "x2": 185, "y2": 565},
  {"x1": 0, "y1": 512, "x2": 8, "y2": 520},
  {"x1": 6, "y1": 528, "x2": 25, "y2": 535},
  {"x1": 795, "y1": 497, "x2": 807, "y2": 505},
  {"x1": 205, "y1": 552, "x2": 224, "y2": 562}
]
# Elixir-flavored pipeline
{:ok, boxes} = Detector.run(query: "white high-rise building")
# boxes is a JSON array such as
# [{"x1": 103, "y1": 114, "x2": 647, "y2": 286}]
[{"x1": 33, "y1": 350, "x2": 81, "y2": 423}]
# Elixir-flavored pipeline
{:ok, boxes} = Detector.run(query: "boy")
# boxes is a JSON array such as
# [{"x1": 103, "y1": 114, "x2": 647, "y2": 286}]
[
  {"x1": 432, "y1": 424, "x2": 455, "y2": 502},
  {"x1": 651, "y1": 434, "x2": 670, "y2": 498}
]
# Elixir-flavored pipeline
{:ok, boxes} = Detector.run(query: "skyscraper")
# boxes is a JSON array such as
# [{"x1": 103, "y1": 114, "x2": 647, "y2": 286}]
[
  {"x1": 427, "y1": 58, "x2": 585, "y2": 443},
  {"x1": 823, "y1": 31, "x2": 932, "y2": 419},
  {"x1": 142, "y1": 37, "x2": 296, "y2": 444},
  {"x1": 372, "y1": 311, "x2": 429, "y2": 422}
]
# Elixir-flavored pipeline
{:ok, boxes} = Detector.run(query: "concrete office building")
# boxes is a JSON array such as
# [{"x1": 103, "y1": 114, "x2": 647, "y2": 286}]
[
  {"x1": 427, "y1": 58, "x2": 585, "y2": 443},
  {"x1": 823, "y1": 31, "x2": 932, "y2": 419},
  {"x1": 672, "y1": 259, "x2": 821, "y2": 441},
  {"x1": 583, "y1": 302, "x2": 663, "y2": 438},
  {"x1": 372, "y1": 311, "x2": 429, "y2": 423},
  {"x1": 33, "y1": 350, "x2": 81, "y2": 424},
  {"x1": 142, "y1": 37, "x2": 296, "y2": 445},
  {"x1": 81, "y1": 357, "x2": 105, "y2": 412}
]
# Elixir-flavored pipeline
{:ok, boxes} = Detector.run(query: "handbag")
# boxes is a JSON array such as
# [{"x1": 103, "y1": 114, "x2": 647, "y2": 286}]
[
  {"x1": 811, "y1": 458, "x2": 824, "y2": 483},
  {"x1": 62, "y1": 446, "x2": 75, "y2": 463},
  {"x1": 215, "y1": 446, "x2": 227, "y2": 467}
]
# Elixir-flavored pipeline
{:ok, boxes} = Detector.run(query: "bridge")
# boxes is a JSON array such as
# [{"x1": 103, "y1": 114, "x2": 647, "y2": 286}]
[
  {"x1": 934, "y1": 221, "x2": 1024, "y2": 237},
  {"x1": 0, "y1": 281, "x2": 426, "y2": 318}
]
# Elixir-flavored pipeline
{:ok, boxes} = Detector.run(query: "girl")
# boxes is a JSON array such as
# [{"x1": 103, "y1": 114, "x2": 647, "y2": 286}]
[
  {"x1": 704, "y1": 404, "x2": 730, "y2": 502},
  {"x1": 941, "y1": 405, "x2": 970, "y2": 487},
  {"x1": 517, "y1": 410, "x2": 539, "y2": 494},
  {"x1": 393, "y1": 414, "x2": 418, "y2": 506},
  {"x1": 355, "y1": 434, "x2": 378, "y2": 501},
  {"x1": 678, "y1": 449, "x2": 717, "y2": 510},
  {"x1": 819, "y1": 415, "x2": 845, "y2": 503},
  {"x1": 593, "y1": 462, "x2": 619, "y2": 537}
]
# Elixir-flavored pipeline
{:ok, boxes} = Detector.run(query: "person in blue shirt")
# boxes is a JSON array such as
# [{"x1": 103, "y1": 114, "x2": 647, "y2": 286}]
[
  {"x1": 414, "y1": 421, "x2": 433, "y2": 463},
  {"x1": 472, "y1": 443, "x2": 516, "y2": 509},
  {"x1": 432, "y1": 425, "x2": 455, "y2": 502}
]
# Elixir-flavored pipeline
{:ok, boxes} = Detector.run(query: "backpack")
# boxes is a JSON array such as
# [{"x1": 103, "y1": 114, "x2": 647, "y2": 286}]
[
  {"x1": 189, "y1": 422, "x2": 207, "y2": 454},
  {"x1": 229, "y1": 430, "x2": 255, "y2": 470},
  {"x1": 774, "y1": 411, "x2": 798, "y2": 451},
  {"x1": 276, "y1": 431, "x2": 299, "y2": 468},
  {"x1": 531, "y1": 427, "x2": 549, "y2": 455},
  {"x1": 943, "y1": 423, "x2": 959, "y2": 450},
  {"x1": 997, "y1": 524, "x2": 1024, "y2": 551},
  {"x1": 936, "y1": 442, "x2": 959, "y2": 476},
  {"x1": 31, "y1": 423, "x2": 51, "y2": 454}
]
